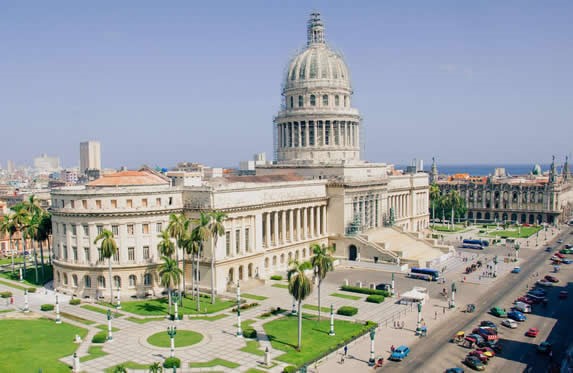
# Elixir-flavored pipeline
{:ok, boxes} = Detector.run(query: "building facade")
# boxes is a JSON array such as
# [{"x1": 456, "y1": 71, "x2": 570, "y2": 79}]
[{"x1": 80, "y1": 141, "x2": 101, "y2": 174}]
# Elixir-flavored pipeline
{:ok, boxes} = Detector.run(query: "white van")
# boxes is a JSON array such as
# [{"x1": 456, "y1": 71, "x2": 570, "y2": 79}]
[{"x1": 514, "y1": 301, "x2": 532, "y2": 313}]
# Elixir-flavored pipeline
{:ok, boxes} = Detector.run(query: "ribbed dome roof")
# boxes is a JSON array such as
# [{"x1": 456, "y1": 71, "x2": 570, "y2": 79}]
[{"x1": 284, "y1": 13, "x2": 351, "y2": 91}]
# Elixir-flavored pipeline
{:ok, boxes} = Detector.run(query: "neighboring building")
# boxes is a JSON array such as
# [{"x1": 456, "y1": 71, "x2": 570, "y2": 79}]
[
  {"x1": 80, "y1": 141, "x2": 101, "y2": 174},
  {"x1": 436, "y1": 156, "x2": 573, "y2": 224},
  {"x1": 33, "y1": 154, "x2": 61, "y2": 172}
]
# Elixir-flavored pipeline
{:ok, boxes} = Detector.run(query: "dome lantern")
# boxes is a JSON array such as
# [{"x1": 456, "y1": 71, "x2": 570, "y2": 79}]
[{"x1": 307, "y1": 12, "x2": 325, "y2": 46}]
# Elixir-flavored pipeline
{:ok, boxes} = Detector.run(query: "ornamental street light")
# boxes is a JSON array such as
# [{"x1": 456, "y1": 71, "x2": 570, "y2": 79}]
[
  {"x1": 167, "y1": 324, "x2": 177, "y2": 358},
  {"x1": 416, "y1": 302, "x2": 422, "y2": 333},
  {"x1": 172, "y1": 291, "x2": 179, "y2": 322},
  {"x1": 23, "y1": 289, "x2": 29, "y2": 313},
  {"x1": 236, "y1": 281, "x2": 242, "y2": 337},
  {"x1": 55, "y1": 292, "x2": 62, "y2": 324},
  {"x1": 106, "y1": 309, "x2": 113, "y2": 341},
  {"x1": 368, "y1": 328, "x2": 376, "y2": 366},
  {"x1": 19, "y1": 267, "x2": 23, "y2": 282},
  {"x1": 116, "y1": 288, "x2": 121, "y2": 310},
  {"x1": 391, "y1": 272, "x2": 395, "y2": 297},
  {"x1": 450, "y1": 282, "x2": 457, "y2": 309},
  {"x1": 72, "y1": 352, "x2": 80, "y2": 373},
  {"x1": 329, "y1": 304, "x2": 335, "y2": 336},
  {"x1": 493, "y1": 256, "x2": 498, "y2": 277},
  {"x1": 514, "y1": 242, "x2": 520, "y2": 262}
]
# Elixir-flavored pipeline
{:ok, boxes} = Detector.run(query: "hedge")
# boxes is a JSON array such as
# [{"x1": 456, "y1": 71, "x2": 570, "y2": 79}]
[
  {"x1": 0, "y1": 291, "x2": 12, "y2": 298},
  {"x1": 40, "y1": 304, "x2": 55, "y2": 311},
  {"x1": 232, "y1": 302, "x2": 259, "y2": 312},
  {"x1": 283, "y1": 366, "x2": 297, "y2": 373},
  {"x1": 337, "y1": 306, "x2": 358, "y2": 316},
  {"x1": 366, "y1": 295, "x2": 385, "y2": 304},
  {"x1": 270, "y1": 275, "x2": 283, "y2": 281},
  {"x1": 92, "y1": 331, "x2": 108, "y2": 344},
  {"x1": 69, "y1": 298, "x2": 81, "y2": 305},
  {"x1": 243, "y1": 328, "x2": 258, "y2": 339},
  {"x1": 163, "y1": 357, "x2": 181, "y2": 369},
  {"x1": 27, "y1": 287, "x2": 37, "y2": 293},
  {"x1": 340, "y1": 285, "x2": 389, "y2": 297}
]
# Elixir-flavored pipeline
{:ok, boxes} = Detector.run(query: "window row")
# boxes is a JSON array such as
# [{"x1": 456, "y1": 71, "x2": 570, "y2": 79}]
[
  {"x1": 287, "y1": 94, "x2": 349, "y2": 109},
  {"x1": 54, "y1": 196, "x2": 174, "y2": 210},
  {"x1": 55, "y1": 222, "x2": 163, "y2": 236},
  {"x1": 225, "y1": 227, "x2": 251, "y2": 257},
  {"x1": 58, "y1": 272, "x2": 153, "y2": 288},
  {"x1": 59, "y1": 245, "x2": 151, "y2": 263}
]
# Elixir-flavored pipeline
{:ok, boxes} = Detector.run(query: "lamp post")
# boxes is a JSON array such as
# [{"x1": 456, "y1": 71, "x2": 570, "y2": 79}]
[
  {"x1": 19, "y1": 267, "x2": 23, "y2": 282},
  {"x1": 329, "y1": 304, "x2": 335, "y2": 336},
  {"x1": 106, "y1": 309, "x2": 113, "y2": 341},
  {"x1": 116, "y1": 288, "x2": 121, "y2": 310},
  {"x1": 55, "y1": 292, "x2": 62, "y2": 324},
  {"x1": 172, "y1": 291, "x2": 179, "y2": 322},
  {"x1": 23, "y1": 289, "x2": 29, "y2": 313},
  {"x1": 72, "y1": 352, "x2": 80, "y2": 373},
  {"x1": 416, "y1": 302, "x2": 422, "y2": 333},
  {"x1": 450, "y1": 282, "x2": 457, "y2": 309},
  {"x1": 236, "y1": 281, "x2": 242, "y2": 337},
  {"x1": 391, "y1": 272, "x2": 395, "y2": 297},
  {"x1": 514, "y1": 242, "x2": 520, "y2": 262},
  {"x1": 493, "y1": 256, "x2": 498, "y2": 277},
  {"x1": 368, "y1": 328, "x2": 376, "y2": 366},
  {"x1": 167, "y1": 324, "x2": 177, "y2": 358}
]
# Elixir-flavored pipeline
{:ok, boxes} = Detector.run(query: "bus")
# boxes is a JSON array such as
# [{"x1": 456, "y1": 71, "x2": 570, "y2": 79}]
[
  {"x1": 463, "y1": 239, "x2": 489, "y2": 247},
  {"x1": 407, "y1": 273, "x2": 432, "y2": 281},
  {"x1": 410, "y1": 268, "x2": 440, "y2": 281},
  {"x1": 462, "y1": 243, "x2": 484, "y2": 250}
]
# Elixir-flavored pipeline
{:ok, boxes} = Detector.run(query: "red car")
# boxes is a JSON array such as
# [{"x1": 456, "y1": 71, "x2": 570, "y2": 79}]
[
  {"x1": 469, "y1": 351, "x2": 490, "y2": 364},
  {"x1": 517, "y1": 296, "x2": 535, "y2": 305},
  {"x1": 559, "y1": 291, "x2": 568, "y2": 299},
  {"x1": 554, "y1": 253, "x2": 566, "y2": 259},
  {"x1": 476, "y1": 347, "x2": 496, "y2": 357},
  {"x1": 526, "y1": 327, "x2": 539, "y2": 337},
  {"x1": 544, "y1": 275, "x2": 559, "y2": 283}
]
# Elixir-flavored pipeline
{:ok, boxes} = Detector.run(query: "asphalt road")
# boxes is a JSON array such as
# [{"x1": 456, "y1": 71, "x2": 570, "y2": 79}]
[{"x1": 382, "y1": 226, "x2": 573, "y2": 373}]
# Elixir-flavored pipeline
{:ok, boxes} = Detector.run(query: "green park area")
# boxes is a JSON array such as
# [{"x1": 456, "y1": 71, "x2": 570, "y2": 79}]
[
  {"x1": 487, "y1": 225, "x2": 542, "y2": 238},
  {"x1": 0, "y1": 319, "x2": 87, "y2": 372},
  {"x1": 147, "y1": 330, "x2": 203, "y2": 348},
  {"x1": 116, "y1": 295, "x2": 234, "y2": 316},
  {"x1": 431, "y1": 224, "x2": 465, "y2": 233},
  {"x1": 263, "y1": 313, "x2": 376, "y2": 367}
]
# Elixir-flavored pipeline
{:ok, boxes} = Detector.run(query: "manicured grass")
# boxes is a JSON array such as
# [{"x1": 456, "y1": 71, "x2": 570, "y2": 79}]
[
  {"x1": 330, "y1": 292, "x2": 361, "y2": 300},
  {"x1": 245, "y1": 368, "x2": 267, "y2": 373},
  {"x1": 0, "y1": 265, "x2": 53, "y2": 286},
  {"x1": 241, "y1": 340, "x2": 265, "y2": 356},
  {"x1": 272, "y1": 284, "x2": 289, "y2": 289},
  {"x1": 0, "y1": 279, "x2": 27, "y2": 291},
  {"x1": 0, "y1": 309, "x2": 14, "y2": 314},
  {"x1": 189, "y1": 358, "x2": 240, "y2": 369},
  {"x1": 60, "y1": 312, "x2": 96, "y2": 325},
  {"x1": 80, "y1": 345, "x2": 107, "y2": 362},
  {"x1": 302, "y1": 304, "x2": 330, "y2": 313},
  {"x1": 190, "y1": 313, "x2": 229, "y2": 321},
  {"x1": 0, "y1": 319, "x2": 87, "y2": 372},
  {"x1": 234, "y1": 319, "x2": 256, "y2": 328},
  {"x1": 431, "y1": 224, "x2": 465, "y2": 232},
  {"x1": 104, "y1": 361, "x2": 150, "y2": 373},
  {"x1": 81, "y1": 304, "x2": 124, "y2": 317},
  {"x1": 119, "y1": 295, "x2": 234, "y2": 316},
  {"x1": 96, "y1": 324, "x2": 119, "y2": 332},
  {"x1": 241, "y1": 293, "x2": 268, "y2": 301},
  {"x1": 263, "y1": 314, "x2": 376, "y2": 367},
  {"x1": 487, "y1": 226, "x2": 542, "y2": 238},
  {"x1": 147, "y1": 330, "x2": 203, "y2": 348},
  {"x1": 0, "y1": 257, "x2": 26, "y2": 265},
  {"x1": 126, "y1": 316, "x2": 165, "y2": 324}
]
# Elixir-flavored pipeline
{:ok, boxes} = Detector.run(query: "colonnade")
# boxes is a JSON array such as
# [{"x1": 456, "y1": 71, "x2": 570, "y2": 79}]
[
  {"x1": 388, "y1": 194, "x2": 411, "y2": 219},
  {"x1": 414, "y1": 191, "x2": 428, "y2": 215},
  {"x1": 352, "y1": 194, "x2": 381, "y2": 229},
  {"x1": 262, "y1": 205, "x2": 326, "y2": 247},
  {"x1": 276, "y1": 120, "x2": 359, "y2": 149}
]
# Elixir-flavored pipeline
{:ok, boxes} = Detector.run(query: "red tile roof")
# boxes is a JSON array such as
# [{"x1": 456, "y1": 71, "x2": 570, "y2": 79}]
[{"x1": 87, "y1": 170, "x2": 169, "y2": 187}]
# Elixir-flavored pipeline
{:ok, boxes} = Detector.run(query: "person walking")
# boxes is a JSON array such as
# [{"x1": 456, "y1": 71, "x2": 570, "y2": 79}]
[{"x1": 344, "y1": 345, "x2": 348, "y2": 357}]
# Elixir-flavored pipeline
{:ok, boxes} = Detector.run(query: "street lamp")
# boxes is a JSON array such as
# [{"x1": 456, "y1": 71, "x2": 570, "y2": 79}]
[
  {"x1": 236, "y1": 281, "x2": 242, "y2": 337},
  {"x1": 514, "y1": 242, "x2": 520, "y2": 262},
  {"x1": 116, "y1": 288, "x2": 121, "y2": 310},
  {"x1": 23, "y1": 289, "x2": 29, "y2": 313},
  {"x1": 72, "y1": 352, "x2": 80, "y2": 373},
  {"x1": 172, "y1": 291, "x2": 179, "y2": 322},
  {"x1": 329, "y1": 304, "x2": 335, "y2": 336},
  {"x1": 391, "y1": 272, "x2": 395, "y2": 297},
  {"x1": 416, "y1": 302, "x2": 422, "y2": 334},
  {"x1": 368, "y1": 328, "x2": 376, "y2": 366},
  {"x1": 450, "y1": 282, "x2": 457, "y2": 309},
  {"x1": 493, "y1": 256, "x2": 498, "y2": 277},
  {"x1": 106, "y1": 309, "x2": 113, "y2": 341},
  {"x1": 167, "y1": 324, "x2": 177, "y2": 358},
  {"x1": 55, "y1": 292, "x2": 62, "y2": 324},
  {"x1": 19, "y1": 267, "x2": 23, "y2": 282}
]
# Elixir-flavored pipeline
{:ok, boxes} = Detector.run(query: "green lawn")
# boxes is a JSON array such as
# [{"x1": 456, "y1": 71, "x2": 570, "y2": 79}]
[
  {"x1": 60, "y1": 312, "x2": 96, "y2": 325},
  {"x1": 431, "y1": 224, "x2": 465, "y2": 232},
  {"x1": 330, "y1": 293, "x2": 361, "y2": 301},
  {"x1": 487, "y1": 226, "x2": 542, "y2": 238},
  {"x1": 81, "y1": 304, "x2": 124, "y2": 317},
  {"x1": 240, "y1": 340, "x2": 265, "y2": 356},
  {"x1": 0, "y1": 279, "x2": 27, "y2": 291},
  {"x1": 189, "y1": 358, "x2": 240, "y2": 369},
  {"x1": 104, "y1": 361, "x2": 151, "y2": 373},
  {"x1": 96, "y1": 324, "x2": 119, "y2": 332},
  {"x1": 190, "y1": 313, "x2": 230, "y2": 321},
  {"x1": 125, "y1": 316, "x2": 165, "y2": 324},
  {"x1": 234, "y1": 319, "x2": 256, "y2": 328},
  {"x1": 241, "y1": 293, "x2": 268, "y2": 301},
  {"x1": 0, "y1": 319, "x2": 87, "y2": 372},
  {"x1": 263, "y1": 314, "x2": 376, "y2": 367},
  {"x1": 0, "y1": 265, "x2": 53, "y2": 286},
  {"x1": 302, "y1": 304, "x2": 330, "y2": 313},
  {"x1": 272, "y1": 284, "x2": 289, "y2": 289},
  {"x1": 147, "y1": 330, "x2": 203, "y2": 348},
  {"x1": 245, "y1": 368, "x2": 267, "y2": 373},
  {"x1": 119, "y1": 295, "x2": 234, "y2": 316},
  {"x1": 80, "y1": 345, "x2": 107, "y2": 362},
  {"x1": 0, "y1": 257, "x2": 26, "y2": 265}
]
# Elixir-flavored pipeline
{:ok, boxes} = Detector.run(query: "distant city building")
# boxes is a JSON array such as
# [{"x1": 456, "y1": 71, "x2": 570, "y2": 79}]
[
  {"x1": 61, "y1": 169, "x2": 79, "y2": 184},
  {"x1": 33, "y1": 153, "x2": 61, "y2": 172},
  {"x1": 6, "y1": 160, "x2": 15, "y2": 173},
  {"x1": 80, "y1": 141, "x2": 101, "y2": 174}
]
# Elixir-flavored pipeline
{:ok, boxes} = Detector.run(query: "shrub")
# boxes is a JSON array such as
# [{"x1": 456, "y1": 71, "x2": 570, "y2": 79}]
[
  {"x1": 337, "y1": 306, "x2": 358, "y2": 316},
  {"x1": 40, "y1": 304, "x2": 55, "y2": 311},
  {"x1": 232, "y1": 302, "x2": 259, "y2": 312},
  {"x1": 163, "y1": 357, "x2": 181, "y2": 369},
  {"x1": 340, "y1": 285, "x2": 389, "y2": 297},
  {"x1": 283, "y1": 366, "x2": 297, "y2": 373},
  {"x1": 243, "y1": 328, "x2": 258, "y2": 339},
  {"x1": 270, "y1": 275, "x2": 283, "y2": 281},
  {"x1": 27, "y1": 287, "x2": 36, "y2": 293},
  {"x1": 92, "y1": 331, "x2": 108, "y2": 343},
  {"x1": 366, "y1": 295, "x2": 385, "y2": 304},
  {"x1": 0, "y1": 291, "x2": 12, "y2": 298},
  {"x1": 69, "y1": 298, "x2": 81, "y2": 305}
]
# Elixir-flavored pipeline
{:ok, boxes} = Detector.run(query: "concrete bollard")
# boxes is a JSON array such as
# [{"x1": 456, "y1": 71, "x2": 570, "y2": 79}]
[{"x1": 264, "y1": 347, "x2": 271, "y2": 366}]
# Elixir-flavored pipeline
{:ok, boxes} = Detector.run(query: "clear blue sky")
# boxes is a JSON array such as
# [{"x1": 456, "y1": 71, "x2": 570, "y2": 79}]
[{"x1": 1, "y1": 1, "x2": 572, "y2": 169}]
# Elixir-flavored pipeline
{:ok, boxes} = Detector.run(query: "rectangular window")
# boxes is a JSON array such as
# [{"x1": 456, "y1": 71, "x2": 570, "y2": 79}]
[
  {"x1": 142, "y1": 198, "x2": 148, "y2": 207},
  {"x1": 143, "y1": 246, "x2": 150, "y2": 259},
  {"x1": 63, "y1": 245, "x2": 68, "y2": 260},
  {"x1": 111, "y1": 199, "x2": 117, "y2": 208},
  {"x1": 225, "y1": 231, "x2": 231, "y2": 256},
  {"x1": 113, "y1": 249, "x2": 119, "y2": 262},
  {"x1": 71, "y1": 224, "x2": 76, "y2": 236},
  {"x1": 72, "y1": 246, "x2": 78, "y2": 262},
  {"x1": 98, "y1": 248, "x2": 103, "y2": 262},
  {"x1": 156, "y1": 223, "x2": 163, "y2": 233},
  {"x1": 126, "y1": 199, "x2": 133, "y2": 208},
  {"x1": 62, "y1": 224, "x2": 67, "y2": 235},
  {"x1": 128, "y1": 247, "x2": 135, "y2": 261},
  {"x1": 245, "y1": 228, "x2": 250, "y2": 252},
  {"x1": 127, "y1": 224, "x2": 134, "y2": 235},
  {"x1": 168, "y1": 197, "x2": 173, "y2": 205},
  {"x1": 235, "y1": 229, "x2": 240, "y2": 254},
  {"x1": 96, "y1": 225, "x2": 103, "y2": 235},
  {"x1": 96, "y1": 200, "x2": 102, "y2": 209},
  {"x1": 71, "y1": 200, "x2": 75, "y2": 209},
  {"x1": 112, "y1": 225, "x2": 119, "y2": 236},
  {"x1": 142, "y1": 224, "x2": 149, "y2": 234},
  {"x1": 82, "y1": 224, "x2": 89, "y2": 236},
  {"x1": 82, "y1": 200, "x2": 87, "y2": 209},
  {"x1": 156, "y1": 197, "x2": 161, "y2": 206},
  {"x1": 84, "y1": 247, "x2": 90, "y2": 262}
]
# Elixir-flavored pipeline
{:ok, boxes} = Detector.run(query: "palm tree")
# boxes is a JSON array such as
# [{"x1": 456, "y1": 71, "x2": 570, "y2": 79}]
[
  {"x1": 157, "y1": 230, "x2": 175, "y2": 258},
  {"x1": 192, "y1": 212, "x2": 211, "y2": 310},
  {"x1": 167, "y1": 214, "x2": 187, "y2": 300},
  {"x1": 158, "y1": 256, "x2": 182, "y2": 316},
  {"x1": 287, "y1": 260, "x2": 313, "y2": 351},
  {"x1": 26, "y1": 212, "x2": 41, "y2": 284},
  {"x1": 310, "y1": 243, "x2": 335, "y2": 321},
  {"x1": 0, "y1": 215, "x2": 16, "y2": 274},
  {"x1": 37, "y1": 212, "x2": 52, "y2": 279},
  {"x1": 94, "y1": 229, "x2": 118, "y2": 304},
  {"x1": 446, "y1": 190, "x2": 463, "y2": 228},
  {"x1": 11, "y1": 207, "x2": 30, "y2": 280},
  {"x1": 207, "y1": 211, "x2": 227, "y2": 304},
  {"x1": 429, "y1": 183, "x2": 440, "y2": 225},
  {"x1": 112, "y1": 365, "x2": 127, "y2": 373},
  {"x1": 148, "y1": 362, "x2": 163, "y2": 373},
  {"x1": 181, "y1": 230, "x2": 200, "y2": 307}
]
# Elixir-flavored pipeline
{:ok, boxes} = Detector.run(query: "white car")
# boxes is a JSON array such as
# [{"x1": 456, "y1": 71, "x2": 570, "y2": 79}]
[
  {"x1": 537, "y1": 280, "x2": 554, "y2": 287},
  {"x1": 502, "y1": 318, "x2": 518, "y2": 329}
]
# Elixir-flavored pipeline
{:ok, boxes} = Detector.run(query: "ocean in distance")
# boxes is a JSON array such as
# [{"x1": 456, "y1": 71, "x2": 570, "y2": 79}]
[{"x1": 398, "y1": 164, "x2": 551, "y2": 176}]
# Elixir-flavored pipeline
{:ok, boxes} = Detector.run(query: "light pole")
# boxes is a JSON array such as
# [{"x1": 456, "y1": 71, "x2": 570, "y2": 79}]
[
  {"x1": 493, "y1": 256, "x2": 498, "y2": 277},
  {"x1": 391, "y1": 272, "x2": 395, "y2": 297},
  {"x1": 72, "y1": 352, "x2": 80, "y2": 373},
  {"x1": 172, "y1": 291, "x2": 179, "y2": 322},
  {"x1": 514, "y1": 242, "x2": 520, "y2": 262},
  {"x1": 55, "y1": 292, "x2": 62, "y2": 324},
  {"x1": 450, "y1": 282, "x2": 456, "y2": 309},
  {"x1": 167, "y1": 324, "x2": 177, "y2": 358},
  {"x1": 368, "y1": 328, "x2": 376, "y2": 366},
  {"x1": 416, "y1": 302, "x2": 422, "y2": 334},
  {"x1": 19, "y1": 267, "x2": 23, "y2": 282},
  {"x1": 106, "y1": 309, "x2": 113, "y2": 341},
  {"x1": 329, "y1": 304, "x2": 335, "y2": 336},
  {"x1": 236, "y1": 281, "x2": 242, "y2": 337},
  {"x1": 116, "y1": 288, "x2": 121, "y2": 310},
  {"x1": 23, "y1": 289, "x2": 29, "y2": 313}
]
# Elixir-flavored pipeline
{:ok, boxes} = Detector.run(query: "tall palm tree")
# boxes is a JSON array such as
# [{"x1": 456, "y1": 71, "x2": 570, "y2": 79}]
[
  {"x1": 181, "y1": 229, "x2": 200, "y2": 307},
  {"x1": 0, "y1": 215, "x2": 16, "y2": 274},
  {"x1": 158, "y1": 256, "x2": 182, "y2": 316},
  {"x1": 192, "y1": 212, "x2": 211, "y2": 310},
  {"x1": 94, "y1": 229, "x2": 118, "y2": 304},
  {"x1": 37, "y1": 212, "x2": 52, "y2": 279},
  {"x1": 207, "y1": 211, "x2": 227, "y2": 304},
  {"x1": 446, "y1": 190, "x2": 463, "y2": 228},
  {"x1": 11, "y1": 207, "x2": 30, "y2": 280},
  {"x1": 287, "y1": 260, "x2": 313, "y2": 351},
  {"x1": 167, "y1": 213, "x2": 187, "y2": 301},
  {"x1": 429, "y1": 183, "x2": 440, "y2": 225},
  {"x1": 310, "y1": 243, "x2": 335, "y2": 321},
  {"x1": 26, "y1": 212, "x2": 41, "y2": 284},
  {"x1": 157, "y1": 230, "x2": 175, "y2": 258},
  {"x1": 148, "y1": 362, "x2": 163, "y2": 373}
]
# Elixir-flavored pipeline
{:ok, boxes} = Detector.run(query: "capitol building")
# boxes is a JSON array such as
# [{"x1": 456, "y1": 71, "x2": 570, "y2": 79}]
[{"x1": 51, "y1": 13, "x2": 450, "y2": 299}]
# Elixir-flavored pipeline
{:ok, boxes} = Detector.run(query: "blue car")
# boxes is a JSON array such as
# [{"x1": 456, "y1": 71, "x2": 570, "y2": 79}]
[
  {"x1": 511, "y1": 267, "x2": 521, "y2": 273},
  {"x1": 445, "y1": 368, "x2": 465, "y2": 373},
  {"x1": 562, "y1": 258, "x2": 573, "y2": 264},
  {"x1": 390, "y1": 345, "x2": 410, "y2": 361},
  {"x1": 507, "y1": 310, "x2": 527, "y2": 322}
]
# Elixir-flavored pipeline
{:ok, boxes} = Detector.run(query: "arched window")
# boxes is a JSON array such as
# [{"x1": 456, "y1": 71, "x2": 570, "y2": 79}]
[
  {"x1": 335, "y1": 95, "x2": 340, "y2": 106},
  {"x1": 63, "y1": 273, "x2": 68, "y2": 285},
  {"x1": 98, "y1": 276, "x2": 106, "y2": 288},
  {"x1": 272, "y1": 256, "x2": 277, "y2": 266},
  {"x1": 290, "y1": 96, "x2": 294, "y2": 108},
  {"x1": 302, "y1": 248, "x2": 306, "y2": 258},
  {"x1": 288, "y1": 252, "x2": 293, "y2": 262},
  {"x1": 72, "y1": 274, "x2": 78, "y2": 287},
  {"x1": 298, "y1": 95, "x2": 303, "y2": 107},
  {"x1": 84, "y1": 275, "x2": 92, "y2": 288},
  {"x1": 264, "y1": 258, "x2": 269, "y2": 268},
  {"x1": 129, "y1": 275, "x2": 136, "y2": 288},
  {"x1": 310, "y1": 95, "x2": 316, "y2": 106},
  {"x1": 57, "y1": 271, "x2": 61, "y2": 284},
  {"x1": 144, "y1": 274, "x2": 152, "y2": 286},
  {"x1": 322, "y1": 95, "x2": 328, "y2": 106},
  {"x1": 113, "y1": 275, "x2": 121, "y2": 289},
  {"x1": 295, "y1": 250, "x2": 299, "y2": 260},
  {"x1": 280, "y1": 254, "x2": 285, "y2": 264}
]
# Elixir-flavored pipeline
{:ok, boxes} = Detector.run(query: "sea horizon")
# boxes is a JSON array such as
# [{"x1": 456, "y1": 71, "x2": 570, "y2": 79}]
[{"x1": 397, "y1": 163, "x2": 553, "y2": 176}]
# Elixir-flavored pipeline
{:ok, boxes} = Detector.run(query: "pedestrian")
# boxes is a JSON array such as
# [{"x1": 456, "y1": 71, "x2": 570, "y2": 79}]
[
  {"x1": 435, "y1": 311, "x2": 438, "y2": 320},
  {"x1": 391, "y1": 344, "x2": 395, "y2": 352},
  {"x1": 479, "y1": 275, "x2": 481, "y2": 280},
  {"x1": 344, "y1": 345, "x2": 348, "y2": 357},
  {"x1": 443, "y1": 306, "x2": 446, "y2": 314},
  {"x1": 10, "y1": 296, "x2": 14, "y2": 305}
]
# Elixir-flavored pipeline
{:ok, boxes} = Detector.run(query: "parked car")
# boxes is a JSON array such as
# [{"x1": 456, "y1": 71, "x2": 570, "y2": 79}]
[
  {"x1": 555, "y1": 252, "x2": 566, "y2": 259},
  {"x1": 529, "y1": 288, "x2": 547, "y2": 296},
  {"x1": 511, "y1": 266, "x2": 521, "y2": 273},
  {"x1": 526, "y1": 327, "x2": 539, "y2": 337},
  {"x1": 479, "y1": 320, "x2": 498, "y2": 331},
  {"x1": 469, "y1": 351, "x2": 490, "y2": 364},
  {"x1": 507, "y1": 310, "x2": 527, "y2": 322},
  {"x1": 376, "y1": 283, "x2": 391, "y2": 291},
  {"x1": 516, "y1": 296, "x2": 535, "y2": 305},
  {"x1": 544, "y1": 275, "x2": 559, "y2": 283},
  {"x1": 545, "y1": 247, "x2": 553, "y2": 252},
  {"x1": 514, "y1": 301, "x2": 532, "y2": 313},
  {"x1": 476, "y1": 347, "x2": 496, "y2": 357},
  {"x1": 537, "y1": 280, "x2": 554, "y2": 287},
  {"x1": 389, "y1": 345, "x2": 410, "y2": 361},
  {"x1": 562, "y1": 258, "x2": 573, "y2": 264},
  {"x1": 445, "y1": 368, "x2": 465, "y2": 373},
  {"x1": 559, "y1": 290, "x2": 569, "y2": 299},
  {"x1": 484, "y1": 340, "x2": 502, "y2": 353},
  {"x1": 559, "y1": 248, "x2": 573, "y2": 254},
  {"x1": 490, "y1": 306, "x2": 507, "y2": 317},
  {"x1": 464, "y1": 355, "x2": 485, "y2": 371},
  {"x1": 557, "y1": 239, "x2": 564, "y2": 244},
  {"x1": 472, "y1": 327, "x2": 498, "y2": 341},
  {"x1": 502, "y1": 318, "x2": 518, "y2": 329},
  {"x1": 537, "y1": 341, "x2": 552, "y2": 354}
]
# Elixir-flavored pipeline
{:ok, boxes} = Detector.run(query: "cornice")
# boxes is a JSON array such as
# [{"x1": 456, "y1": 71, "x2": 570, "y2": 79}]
[{"x1": 52, "y1": 207, "x2": 183, "y2": 218}]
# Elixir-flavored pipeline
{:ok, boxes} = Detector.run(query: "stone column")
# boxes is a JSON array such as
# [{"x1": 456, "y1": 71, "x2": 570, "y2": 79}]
[
  {"x1": 322, "y1": 121, "x2": 326, "y2": 146},
  {"x1": 302, "y1": 207, "x2": 308, "y2": 240},
  {"x1": 316, "y1": 206, "x2": 322, "y2": 236},
  {"x1": 322, "y1": 205, "x2": 327, "y2": 235},
  {"x1": 350, "y1": 123, "x2": 354, "y2": 148},
  {"x1": 305, "y1": 122, "x2": 309, "y2": 147},
  {"x1": 289, "y1": 209, "x2": 294, "y2": 242},
  {"x1": 297, "y1": 208, "x2": 302, "y2": 241},
  {"x1": 273, "y1": 211, "x2": 279, "y2": 246},
  {"x1": 281, "y1": 210, "x2": 287, "y2": 244},
  {"x1": 265, "y1": 213, "x2": 271, "y2": 248},
  {"x1": 309, "y1": 207, "x2": 315, "y2": 238}
]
